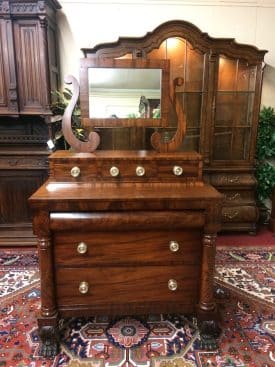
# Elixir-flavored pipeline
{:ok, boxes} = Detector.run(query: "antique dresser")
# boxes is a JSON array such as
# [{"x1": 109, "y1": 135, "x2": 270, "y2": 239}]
[{"x1": 29, "y1": 21, "x2": 224, "y2": 357}]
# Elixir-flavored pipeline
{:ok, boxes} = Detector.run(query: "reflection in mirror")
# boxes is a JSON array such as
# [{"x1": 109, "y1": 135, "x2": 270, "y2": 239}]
[{"x1": 88, "y1": 68, "x2": 161, "y2": 119}]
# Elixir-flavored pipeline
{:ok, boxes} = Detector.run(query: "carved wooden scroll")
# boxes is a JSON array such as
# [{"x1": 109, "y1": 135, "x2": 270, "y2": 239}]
[
  {"x1": 62, "y1": 75, "x2": 100, "y2": 152},
  {"x1": 151, "y1": 77, "x2": 187, "y2": 152}
]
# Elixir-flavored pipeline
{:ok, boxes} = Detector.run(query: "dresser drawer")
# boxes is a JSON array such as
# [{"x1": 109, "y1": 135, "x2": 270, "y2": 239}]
[
  {"x1": 222, "y1": 205, "x2": 258, "y2": 222},
  {"x1": 221, "y1": 189, "x2": 255, "y2": 204},
  {"x1": 54, "y1": 230, "x2": 202, "y2": 266},
  {"x1": 210, "y1": 173, "x2": 257, "y2": 187},
  {"x1": 49, "y1": 151, "x2": 202, "y2": 183},
  {"x1": 56, "y1": 265, "x2": 200, "y2": 307}
]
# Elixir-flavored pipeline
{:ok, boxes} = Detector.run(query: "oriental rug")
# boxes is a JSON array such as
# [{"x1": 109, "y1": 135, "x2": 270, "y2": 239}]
[{"x1": 0, "y1": 246, "x2": 274, "y2": 367}]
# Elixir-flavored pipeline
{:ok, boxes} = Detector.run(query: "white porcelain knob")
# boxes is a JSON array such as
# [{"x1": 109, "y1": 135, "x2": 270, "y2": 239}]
[
  {"x1": 169, "y1": 241, "x2": 179, "y2": 252},
  {"x1": 173, "y1": 166, "x2": 183, "y2": 176},
  {"x1": 168, "y1": 279, "x2": 178, "y2": 291},
  {"x1": 110, "y1": 166, "x2": 120, "y2": 177},
  {"x1": 79, "y1": 281, "x2": 89, "y2": 294},
  {"x1": 136, "y1": 166, "x2": 145, "y2": 176},
  {"x1": 77, "y1": 242, "x2": 87, "y2": 254},
  {"x1": 71, "y1": 166, "x2": 81, "y2": 178}
]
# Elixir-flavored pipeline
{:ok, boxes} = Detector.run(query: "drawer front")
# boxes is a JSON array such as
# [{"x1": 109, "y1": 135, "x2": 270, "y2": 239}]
[
  {"x1": 221, "y1": 190, "x2": 255, "y2": 205},
  {"x1": 210, "y1": 173, "x2": 257, "y2": 187},
  {"x1": 222, "y1": 205, "x2": 258, "y2": 223},
  {"x1": 50, "y1": 162, "x2": 98, "y2": 181},
  {"x1": 54, "y1": 230, "x2": 202, "y2": 266},
  {"x1": 56, "y1": 265, "x2": 200, "y2": 307},
  {"x1": 50, "y1": 159, "x2": 201, "y2": 182}
]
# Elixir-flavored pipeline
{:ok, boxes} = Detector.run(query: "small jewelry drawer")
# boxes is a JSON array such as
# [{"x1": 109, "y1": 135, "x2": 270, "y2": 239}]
[
  {"x1": 157, "y1": 160, "x2": 202, "y2": 181},
  {"x1": 56, "y1": 265, "x2": 200, "y2": 307}
]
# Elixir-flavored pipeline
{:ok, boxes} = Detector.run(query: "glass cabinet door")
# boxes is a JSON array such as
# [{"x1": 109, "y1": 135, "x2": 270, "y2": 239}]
[
  {"x1": 212, "y1": 55, "x2": 257, "y2": 161},
  {"x1": 148, "y1": 38, "x2": 206, "y2": 152}
]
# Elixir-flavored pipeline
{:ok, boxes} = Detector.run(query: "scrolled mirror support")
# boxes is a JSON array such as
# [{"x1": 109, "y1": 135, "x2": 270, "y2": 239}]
[
  {"x1": 62, "y1": 75, "x2": 100, "y2": 152},
  {"x1": 151, "y1": 77, "x2": 186, "y2": 152}
]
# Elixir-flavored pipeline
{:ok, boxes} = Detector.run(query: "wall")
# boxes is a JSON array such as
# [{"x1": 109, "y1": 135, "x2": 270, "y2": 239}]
[{"x1": 57, "y1": 0, "x2": 275, "y2": 108}]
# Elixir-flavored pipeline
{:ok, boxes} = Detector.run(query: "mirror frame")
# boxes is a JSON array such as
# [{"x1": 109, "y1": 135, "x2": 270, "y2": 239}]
[{"x1": 79, "y1": 58, "x2": 170, "y2": 128}]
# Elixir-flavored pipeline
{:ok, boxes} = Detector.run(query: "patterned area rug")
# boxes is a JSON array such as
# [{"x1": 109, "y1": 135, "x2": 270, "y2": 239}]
[
  {"x1": 215, "y1": 247, "x2": 275, "y2": 310},
  {"x1": 0, "y1": 247, "x2": 274, "y2": 367}
]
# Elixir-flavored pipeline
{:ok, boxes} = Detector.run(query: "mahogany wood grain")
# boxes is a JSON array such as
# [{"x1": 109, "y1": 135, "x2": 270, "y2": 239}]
[
  {"x1": 56, "y1": 265, "x2": 200, "y2": 307},
  {"x1": 54, "y1": 230, "x2": 202, "y2": 266},
  {"x1": 50, "y1": 211, "x2": 205, "y2": 231}
]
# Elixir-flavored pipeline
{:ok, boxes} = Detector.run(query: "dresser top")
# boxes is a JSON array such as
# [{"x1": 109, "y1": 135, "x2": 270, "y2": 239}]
[{"x1": 49, "y1": 150, "x2": 202, "y2": 161}]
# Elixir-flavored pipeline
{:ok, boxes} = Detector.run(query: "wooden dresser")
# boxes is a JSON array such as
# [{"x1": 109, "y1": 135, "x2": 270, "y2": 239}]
[
  {"x1": 30, "y1": 150, "x2": 223, "y2": 356},
  {"x1": 29, "y1": 22, "x2": 223, "y2": 357}
]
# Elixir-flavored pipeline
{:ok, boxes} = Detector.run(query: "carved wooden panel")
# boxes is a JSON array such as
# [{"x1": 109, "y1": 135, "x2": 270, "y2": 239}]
[
  {"x1": 0, "y1": 170, "x2": 47, "y2": 224},
  {"x1": 13, "y1": 19, "x2": 51, "y2": 114},
  {"x1": 0, "y1": 18, "x2": 18, "y2": 114}
]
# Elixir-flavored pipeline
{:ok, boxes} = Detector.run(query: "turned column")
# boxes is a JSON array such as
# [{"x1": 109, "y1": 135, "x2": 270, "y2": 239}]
[
  {"x1": 32, "y1": 210, "x2": 58, "y2": 323},
  {"x1": 198, "y1": 233, "x2": 217, "y2": 313}
]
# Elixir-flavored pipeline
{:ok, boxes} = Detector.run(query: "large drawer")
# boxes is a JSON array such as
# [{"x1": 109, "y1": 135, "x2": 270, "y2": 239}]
[
  {"x1": 54, "y1": 230, "x2": 202, "y2": 266},
  {"x1": 56, "y1": 265, "x2": 200, "y2": 307}
]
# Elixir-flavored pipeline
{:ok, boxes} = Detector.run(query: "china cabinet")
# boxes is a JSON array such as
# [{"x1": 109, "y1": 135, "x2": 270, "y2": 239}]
[{"x1": 81, "y1": 20, "x2": 267, "y2": 233}]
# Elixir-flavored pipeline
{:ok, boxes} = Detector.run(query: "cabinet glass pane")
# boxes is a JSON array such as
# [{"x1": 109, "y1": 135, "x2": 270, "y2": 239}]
[
  {"x1": 178, "y1": 92, "x2": 203, "y2": 128},
  {"x1": 215, "y1": 92, "x2": 255, "y2": 127},
  {"x1": 213, "y1": 127, "x2": 251, "y2": 160},
  {"x1": 237, "y1": 61, "x2": 257, "y2": 91},
  {"x1": 148, "y1": 37, "x2": 206, "y2": 151},
  {"x1": 185, "y1": 43, "x2": 205, "y2": 91},
  {"x1": 218, "y1": 57, "x2": 237, "y2": 91}
]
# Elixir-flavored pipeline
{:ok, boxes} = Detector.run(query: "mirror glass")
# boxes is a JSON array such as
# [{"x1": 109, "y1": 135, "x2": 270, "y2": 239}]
[{"x1": 88, "y1": 68, "x2": 161, "y2": 119}]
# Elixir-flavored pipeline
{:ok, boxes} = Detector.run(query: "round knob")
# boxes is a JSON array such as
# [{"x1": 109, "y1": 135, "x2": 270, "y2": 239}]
[
  {"x1": 79, "y1": 281, "x2": 89, "y2": 294},
  {"x1": 110, "y1": 166, "x2": 120, "y2": 177},
  {"x1": 71, "y1": 166, "x2": 81, "y2": 178},
  {"x1": 168, "y1": 279, "x2": 178, "y2": 291},
  {"x1": 169, "y1": 240, "x2": 179, "y2": 252},
  {"x1": 77, "y1": 242, "x2": 87, "y2": 254},
  {"x1": 136, "y1": 166, "x2": 145, "y2": 177},
  {"x1": 173, "y1": 166, "x2": 183, "y2": 176}
]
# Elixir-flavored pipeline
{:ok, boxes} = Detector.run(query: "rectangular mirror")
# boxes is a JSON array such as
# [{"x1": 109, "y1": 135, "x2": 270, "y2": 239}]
[
  {"x1": 80, "y1": 58, "x2": 170, "y2": 128},
  {"x1": 88, "y1": 68, "x2": 161, "y2": 119}
]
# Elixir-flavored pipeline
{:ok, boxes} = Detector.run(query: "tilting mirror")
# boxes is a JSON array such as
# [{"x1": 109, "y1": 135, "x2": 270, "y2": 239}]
[{"x1": 79, "y1": 58, "x2": 170, "y2": 128}]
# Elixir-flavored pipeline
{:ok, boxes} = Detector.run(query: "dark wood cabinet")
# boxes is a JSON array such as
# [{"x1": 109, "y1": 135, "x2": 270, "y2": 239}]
[
  {"x1": 0, "y1": 0, "x2": 61, "y2": 115},
  {"x1": 82, "y1": 20, "x2": 267, "y2": 233},
  {"x1": 0, "y1": 0, "x2": 61, "y2": 245},
  {"x1": 0, "y1": 143, "x2": 48, "y2": 245}
]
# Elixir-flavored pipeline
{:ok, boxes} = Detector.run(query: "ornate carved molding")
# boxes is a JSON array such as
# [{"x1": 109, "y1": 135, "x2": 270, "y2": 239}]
[
  {"x1": 82, "y1": 20, "x2": 267, "y2": 63},
  {"x1": 10, "y1": 2, "x2": 38, "y2": 14}
]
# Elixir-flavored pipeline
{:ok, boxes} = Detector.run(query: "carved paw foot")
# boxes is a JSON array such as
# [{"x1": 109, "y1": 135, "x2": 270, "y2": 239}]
[
  {"x1": 39, "y1": 326, "x2": 59, "y2": 358},
  {"x1": 198, "y1": 320, "x2": 221, "y2": 351}
]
